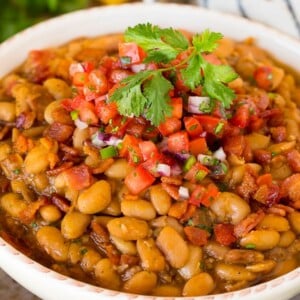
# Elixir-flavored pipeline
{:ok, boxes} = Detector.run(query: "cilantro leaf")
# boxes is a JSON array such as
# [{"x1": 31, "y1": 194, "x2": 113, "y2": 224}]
[
  {"x1": 193, "y1": 30, "x2": 223, "y2": 52},
  {"x1": 158, "y1": 27, "x2": 189, "y2": 50},
  {"x1": 203, "y1": 64, "x2": 236, "y2": 108},
  {"x1": 125, "y1": 23, "x2": 179, "y2": 63},
  {"x1": 181, "y1": 53, "x2": 203, "y2": 90},
  {"x1": 143, "y1": 72, "x2": 173, "y2": 125}
]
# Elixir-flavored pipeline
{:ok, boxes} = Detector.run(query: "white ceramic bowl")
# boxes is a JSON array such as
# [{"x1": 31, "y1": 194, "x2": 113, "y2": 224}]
[{"x1": 0, "y1": 3, "x2": 299, "y2": 300}]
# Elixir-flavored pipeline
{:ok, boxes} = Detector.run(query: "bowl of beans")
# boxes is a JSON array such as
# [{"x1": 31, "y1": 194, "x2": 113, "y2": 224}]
[{"x1": 0, "y1": 3, "x2": 299, "y2": 300}]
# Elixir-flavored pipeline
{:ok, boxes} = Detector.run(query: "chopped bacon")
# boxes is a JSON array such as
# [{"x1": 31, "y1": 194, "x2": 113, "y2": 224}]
[
  {"x1": 46, "y1": 161, "x2": 73, "y2": 176},
  {"x1": 223, "y1": 135, "x2": 245, "y2": 157},
  {"x1": 281, "y1": 174, "x2": 300, "y2": 203},
  {"x1": 19, "y1": 196, "x2": 48, "y2": 224},
  {"x1": 267, "y1": 204, "x2": 294, "y2": 216},
  {"x1": 16, "y1": 112, "x2": 35, "y2": 129},
  {"x1": 270, "y1": 126, "x2": 286, "y2": 143},
  {"x1": 63, "y1": 164, "x2": 93, "y2": 191},
  {"x1": 184, "y1": 226, "x2": 209, "y2": 246},
  {"x1": 253, "y1": 149, "x2": 272, "y2": 165},
  {"x1": 51, "y1": 194, "x2": 70, "y2": 213},
  {"x1": 253, "y1": 183, "x2": 280, "y2": 206},
  {"x1": 286, "y1": 149, "x2": 300, "y2": 172},
  {"x1": 161, "y1": 182, "x2": 180, "y2": 200},
  {"x1": 236, "y1": 169, "x2": 257, "y2": 201},
  {"x1": 120, "y1": 254, "x2": 139, "y2": 266},
  {"x1": 45, "y1": 122, "x2": 74, "y2": 143},
  {"x1": 214, "y1": 223, "x2": 237, "y2": 246},
  {"x1": 234, "y1": 209, "x2": 265, "y2": 238},
  {"x1": 161, "y1": 176, "x2": 182, "y2": 186}
]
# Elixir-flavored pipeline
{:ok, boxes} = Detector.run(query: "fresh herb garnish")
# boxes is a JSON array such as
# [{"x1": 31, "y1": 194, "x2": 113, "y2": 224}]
[
  {"x1": 245, "y1": 243, "x2": 256, "y2": 249},
  {"x1": 109, "y1": 23, "x2": 238, "y2": 126}
]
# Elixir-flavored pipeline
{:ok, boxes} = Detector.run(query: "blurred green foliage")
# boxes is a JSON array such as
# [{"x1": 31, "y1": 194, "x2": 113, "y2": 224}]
[{"x1": 0, "y1": 0, "x2": 98, "y2": 42}]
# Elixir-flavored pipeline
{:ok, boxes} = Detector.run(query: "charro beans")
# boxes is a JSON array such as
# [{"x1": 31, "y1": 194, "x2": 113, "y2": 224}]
[
  {"x1": 137, "y1": 238, "x2": 166, "y2": 272},
  {"x1": 104, "y1": 159, "x2": 133, "y2": 179},
  {"x1": 156, "y1": 226, "x2": 189, "y2": 268},
  {"x1": 61, "y1": 211, "x2": 91, "y2": 239},
  {"x1": 111, "y1": 235, "x2": 137, "y2": 255},
  {"x1": 39, "y1": 204, "x2": 62, "y2": 223},
  {"x1": 107, "y1": 217, "x2": 149, "y2": 240},
  {"x1": 36, "y1": 226, "x2": 69, "y2": 262},
  {"x1": 149, "y1": 184, "x2": 172, "y2": 215},
  {"x1": 121, "y1": 199, "x2": 156, "y2": 220},
  {"x1": 240, "y1": 230, "x2": 280, "y2": 251},
  {"x1": 0, "y1": 193, "x2": 26, "y2": 218},
  {"x1": 257, "y1": 214, "x2": 290, "y2": 232},
  {"x1": 182, "y1": 272, "x2": 214, "y2": 296},
  {"x1": 0, "y1": 102, "x2": 16, "y2": 122},
  {"x1": 288, "y1": 211, "x2": 300, "y2": 234},
  {"x1": 278, "y1": 230, "x2": 296, "y2": 247},
  {"x1": 215, "y1": 263, "x2": 256, "y2": 281},
  {"x1": 77, "y1": 180, "x2": 111, "y2": 214},
  {"x1": 123, "y1": 271, "x2": 157, "y2": 294},
  {"x1": 81, "y1": 248, "x2": 102, "y2": 272}
]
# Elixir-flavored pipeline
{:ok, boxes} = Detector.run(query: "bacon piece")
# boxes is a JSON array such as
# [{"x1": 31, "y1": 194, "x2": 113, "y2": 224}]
[
  {"x1": 214, "y1": 224, "x2": 237, "y2": 246},
  {"x1": 45, "y1": 122, "x2": 74, "y2": 143},
  {"x1": 223, "y1": 135, "x2": 245, "y2": 157},
  {"x1": 46, "y1": 161, "x2": 73, "y2": 176},
  {"x1": 236, "y1": 169, "x2": 257, "y2": 201},
  {"x1": 63, "y1": 164, "x2": 93, "y2": 191},
  {"x1": 234, "y1": 209, "x2": 265, "y2": 238},
  {"x1": 270, "y1": 126, "x2": 286, "y2": 143},
  {"x1": 51, "y1": 194, "x2": 70, "y2": 213},
  {"x1": 184, "y1": 226, "x2": 209, "y2": 246},
  {"x1": 253, "y1": 149, "x2": 271, "y2": 165},
  {"x1": 19, "y1": 196, "x2": 48, "y2": 224},
  {"x1": 161, "y1": 176, "x2": 182, "y2": 186},
  {"x1": 281, "y1": 174, "x2": 300, "y2": 203},
  {"x1": 286, "y1": 149, "x2": 300, "y2": 172},
  {"x1": 120, "y1": 254, "x2": 139, "y2": 266}
]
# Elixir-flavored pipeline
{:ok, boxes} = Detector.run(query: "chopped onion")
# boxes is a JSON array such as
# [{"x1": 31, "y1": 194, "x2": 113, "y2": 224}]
[
  {"x1": 213, "y1": 147, "x2": 226, "y2": 161},
  {"x1": 171, "y1": 163, "x2": 182, "y2": 176},
  {"x1": 131, "y1": 63, "x2": 146, "y2": 73},
  {"x1": 187, "y1": 96, "x2": 210, "y2": 114},
  {"x1": 198, "y1": 154, "x2": 215, "y2": 166},
  {"x1": 106, "y1": 136, "x2": 123, "y2": 146},
  {"x1": 179, "y1": 186, "x2": 190, "y2": 199},
  {"x1": 74, "y1": 118, "x2": 88, "y2": 130},
  {"x1": 91, "y1": 132, "x2": 106, "y2": 147},
  {"x1": 156, "y1": 163, "x2": 171, "y2": 177}
]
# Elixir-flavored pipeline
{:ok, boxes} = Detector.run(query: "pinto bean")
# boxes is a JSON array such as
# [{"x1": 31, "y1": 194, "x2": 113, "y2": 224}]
[
  {"x1": 278, "y1": 230, "x2": 296, "y2": 248},
  {"x1": 240, "y1": 230, "x2": 280, "y2": 250},
  {"x1": 224, "y1": 249, "x2": 264, "y2": 264},
  {"x1": 149, "y1": 184, "x2": 172, "y2": 215},
  {"x1": 156, "y1": 226, "x2": 189, "y2": 268},
  {"x1": 182, "y1": 272, "x2": 214, "y2": 296},
  {"x1": 123, "y1": 271, "x2": 157, "y2": 294},
  {"x1": 39, "y1": 204, "x2": 62, "y2": 223},
  {"x1": 137, "y1": 238, "x2": 165, "y2": 272},
  {"x1": 215, "y1": 263, "x2": 256, "y2": 281},
  {"x1": 104, "y1": 159, "x2": 133, "y2": 179},
  {"x1": 0, "y1": 102, "x2": 16, "y2": 122},
  {"x1": 288, "y1": 211, "x2": 300, "y2": 234},
  {"x1": 257, "y1": 214, "x2": 290, "y2": 232},
  {"x1": 121, "y1": 199, "x2": 156, "y2": 220},
  {"x1": 0, "y1": 193, "x2": 26, "y2": 218},
  {"x1": 107, "y1": 217, "x2": 149, "y2": 241}
]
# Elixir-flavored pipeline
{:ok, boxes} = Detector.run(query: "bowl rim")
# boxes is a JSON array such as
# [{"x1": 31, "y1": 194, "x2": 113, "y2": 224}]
[{"x1": 0, "y1": 3, "x2": 300, "y2": 300}]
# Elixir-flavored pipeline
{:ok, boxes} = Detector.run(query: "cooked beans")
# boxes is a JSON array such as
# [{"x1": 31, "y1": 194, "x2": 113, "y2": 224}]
[
  {"x1": 107, "y1": 217, "x2": 149, "y2": 240},
  {"x1": 156, "y1": 226, "x2": 189, "y2": 268},
  {"x1": 0, "y1": 30, "x2": 300, "y2": 297},
  {"x1": 77, "y1": 180, "x2": 111, "y2": 214}
]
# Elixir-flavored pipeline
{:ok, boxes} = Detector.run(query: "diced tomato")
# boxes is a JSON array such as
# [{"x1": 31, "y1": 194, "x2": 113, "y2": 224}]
[
  {"x1": 158, "y1": 117, "x2": 182, "y2": 137},
  {"x1": 78, "y1": 101, "x2": 98, "y2": 125},
  {"x1": 189, "y1": 185, "x2": 206, "y2": 206},
  {"x1": 167, "y1": 131, "x2": 189, "y2": 153},
  {"x1": 118, "y1": 42, "x2": 145, "y2": 64},
  {"x1": 63, "y1": 164, "x2": 93, "y2": 191},
  {"x1": 189, "y1": 137, "x2": 208, "y2": 156},
  {"x1": 101, "y1": 56, "x2": 121, "y2": 71},
  {"x1": 184, "y1": 226, "x2": 209, "y2": 246},
  {"x1": 184, "y1": 162, "x2": 210, "y2": 183},
  {"x1": 109, "y1": 69, "x2": 133, "y2": 84},
  {"x1": 184, "y1": 117, "x2": 203, "y2": 138},
  {"x1": 200, "y1": 183, "x2": 220, "y2": 207},
  {"x1": 249, "y1": 115, "x2": 264, "y2": 131},
  {"x1": 171, "y1": 97, "x2": 183, "y2": 119},
  {"x1": 223, "y1": 135, "x2": 245, "y2": 157},
  {"x1": 125, "y1": 165, "x2": 155, "y2": 194},
  {"x1": 214, "y1": 223, "x2": 237, "y2": 246},
  {"x1": 230, "y1": 104, "x2": 250, "y2": 129},
  {"x1": 73, "y1": 72, "x2": 89, "y2": 86},
  {"x1": 174, "y1": 70, "x2": 190, "y2": 92},
  {"x1": 194, "y1": 115, "x2": 225, "y2": 136},
  {"x1": 139, "y1": 141, "x2": 159, "y2": 161},
  {"x1": 105, "y1": 115, "x2": 130, "y2": 137},
  {"x1": 253, "y1": 66, "x2": 273, "y2": 90},
  {"x1": 142, "y1": 157, "x2": 160, "y2": 177},
  {"x1": 88, "y1": 69, "x2": 109, "y2": 95},
  {"x1": 95, "y1": 100, "x2": 119, "y2": 124},
  {"x1": 142, "y1": 125, "x2": 160, "y2": 141},
  {"x1": 119, "y1": 134, "x2": 143, "y2": 165}
]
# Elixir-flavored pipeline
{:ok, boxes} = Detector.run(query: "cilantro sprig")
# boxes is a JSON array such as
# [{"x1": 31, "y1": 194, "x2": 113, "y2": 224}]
[{"x1": 109, "y1": 23, "x2": 238, "y2": 126}]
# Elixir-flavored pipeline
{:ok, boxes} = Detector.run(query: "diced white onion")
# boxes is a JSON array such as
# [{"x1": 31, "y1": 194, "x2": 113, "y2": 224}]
[
  {"x1": 131, "y1": 63, "x2": 146, "y2": 73},
  {"x1": 213, "y1": 147, "x2": 226, "y2": 161},
  {"x1": 179, "y1": 186, "x2": 190, "y2": 199},
  {"x1": 171, "y1": 164, "x2": 182, "y2": 176},
  {"x1": 91, "y1": 132, "x2": 106, "y2": 147},
  {"x1": 74, "y1": 118, "x2": 88, "y2": 130},
  {"x1": 187, "y1": 96, "x2": 210, "y2": 114},
  {"x1": 157, "y1": 163, "x2": 171, "y2": 177},
  {"x1": 106, "y1": 136, "x2": 123, "y2": 146}
]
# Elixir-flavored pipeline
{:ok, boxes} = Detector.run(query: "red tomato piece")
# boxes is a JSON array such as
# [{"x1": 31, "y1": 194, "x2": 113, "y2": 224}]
[
  {"x1": 167, "y1": 131, "x2": 189, "y2": 153},
  {"x1": 158, "y1": 117, "x2": 182, "y2": 137},
  {"x1": 253, "y1": 66, "x2": 273, "y2": 90},
  {"x1": 230, "y1": 104, "x2": 250, "y2": 129},
  {"x1": 200, "y1": 183, "x2": 220, "y2": 207},
  {"x1": 194, "y1": 115, "x2": 225, "y2": 136},
  {"x1": 125, "y1": 118, "x2": 146, "y2": 138},
  {"x1": 184, "y1": 117, "x2": 203, "y2": 138},
  {"x1": 95, "y1": 100, "x2": 119, "y2": 124},
  {"x1": 125, "y1": 165, "x2": 156, "y2": 194},
  {"x1": 109, "y1": 69, "x2": 133, "y2": 84},
  {"x1": 105, "y1": 115, "x2": 130, "y2": 137},
  {"x1": 256, "y1": 173, "x2": 273, "y2": 187},
  {"x1": 223, "y1": 135, "x2": 245, "y2": 157},
  {"x1": 189, "y1": 137, "x2": 208, "y2": 156},
  {"x1": 139, "y1": 141, "x2": 159, "y2": 161},
  {"x1": 171, "y1": 97, "x2": 183, "y2": 119},
  {"x1": 78, "y1": 101, "x2": 98, "y2": 125},
  {"x1": 214, "y1": 223, "x2": 237, "y2": 246},
  {"x1": 63, "y1": 164, "x2": 93, "y2": 191},
  {"x1": 119, "y1": 134, "x2": 140, "y2": 157},
  {"x1": 189, "y1": 185, "x2": 206, "y2": 206},
  {"x1": 73, "y1": 72, "x2": 89, "y2": 86},
  {"x1": 118, "y1": 42, "x2": 145, "y2": 64},
  {"x1": 88, "y1": 69, "x2": 109, "y2": 95}
]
